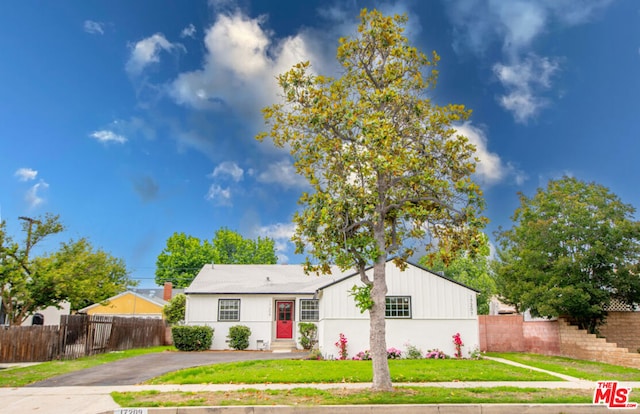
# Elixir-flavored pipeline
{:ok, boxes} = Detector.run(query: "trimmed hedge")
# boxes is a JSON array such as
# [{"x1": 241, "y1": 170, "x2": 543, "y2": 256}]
[
  {"x1": 172, "y1": 325, "x2": 214, "y2": 351},
  {"x1": 227, "y1": 325, "x2": 251, "y2": 350}
]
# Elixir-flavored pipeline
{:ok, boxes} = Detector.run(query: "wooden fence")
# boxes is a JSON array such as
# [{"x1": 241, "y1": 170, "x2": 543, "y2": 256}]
[{"x1": 0, "y1": 315, "x2": 167, "y2": 363}]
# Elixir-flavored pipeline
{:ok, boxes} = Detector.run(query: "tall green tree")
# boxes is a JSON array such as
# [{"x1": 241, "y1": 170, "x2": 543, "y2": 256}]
[
  {"x1": 212, "y1": 228, "x2": 278, "y2": 265},
  {"x1": 155, "y1": 229, "x2": 278, "y2": 288},
  {"x1": 35, "y1": 238, "x2": 132, "y2": 311},
  {"x1": 494, "y1": 177, "x2": 640, "y2": 332},
  {"x1": 258, "y1": 9, "x2": 485, "y2": 391},
  {"x1": 0, "y1": 214, "x2": 133, "y2": 325},
  {"x1": 155, "y1": 232, "x2": 215, "y2": 288},
  {"x1": 0, "y1": 214, "x2": 64, "y2": 325},
  {"x1": 419, "y1": 234, "x2": 495, "y2": 314}
]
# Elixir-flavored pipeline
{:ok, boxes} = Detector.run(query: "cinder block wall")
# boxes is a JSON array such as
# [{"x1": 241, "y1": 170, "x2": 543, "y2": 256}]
[
  {"x1": 599, "y1": 312, "x2": 640, "y2": 354},
  {"x1": 479, "y1": 315, "x2": 525, "y2": 352},
  {"x1": 480, "y1": 314, "x2": 640, "y2": 369},
  {"x1": 523, "y1": 320, "x2": 560, "y2": 355}
]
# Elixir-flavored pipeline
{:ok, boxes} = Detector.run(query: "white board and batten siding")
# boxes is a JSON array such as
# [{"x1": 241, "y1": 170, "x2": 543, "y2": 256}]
[{"x1": 317, "y1": 261, "x2": 479, "y2": 359}]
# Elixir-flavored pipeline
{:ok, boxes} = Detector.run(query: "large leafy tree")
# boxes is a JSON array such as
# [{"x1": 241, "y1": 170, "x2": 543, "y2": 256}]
[
  {"x1": 258, "y1": 9, "x2": 485, "y2": 391},
  {"x1": 0, "y1": 214, "x2": 133, "y2": 325},
  {"x1": 155, "y1": 229, "x2": 277, "y2": 288},
  {"x1": 35, "y1": 238, "x2": 132, "y2": 311},
  {"x1": 212, "y1": 228, "x2": 278, "y2": 265},
  {"x1": 155, "y1": 232, "x2": 215, "y2": 288},
  {"x1": 494, "y1": 177, "x2": 640, "y2": 333},
  {"x1": 419, "y1": 234, "x2": 495, "y2": 314}
]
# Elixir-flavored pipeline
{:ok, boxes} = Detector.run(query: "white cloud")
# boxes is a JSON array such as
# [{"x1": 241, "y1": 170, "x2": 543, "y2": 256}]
[
  {"x1": 211, "y1": 161, "x2": 244, "y2": 182},
  {"x1": 89, "y1": 130, "x2": 127, "y2": 144},
  {"x1": 84, "y1": 20, "x2": 105, "y2": 35},
  {"x1": 25, "y1": 181, "x2": 49, "y2": 209},
  {"x1": 454, "y1": 123, "x2": 505, "y2": 185},
  {"x1": 493, "y1": 55, "x2": 560, "y2": 123},
  {"x1": 205, "y1": 184, "x2": 232, "y2": 206},
  {"x1": 455, "y1": 123, "x2": 529, "y2": 186},
  {"x1": 258, "y1": 222, "x2": 297, "y2": 263},
  {"x1": 15, "y1": 168, "x2": 38, "y2": 182},
  {"x1": 180, "y1": 23, "x2": 196, "y2": 38},
  {"x1": 445, "y1": 0, "x2": 611, "y2": 122},
  {"x1": 126, "y1": 33, "x2": 184, "y2": 76},
  {"x1": 257, "y1": 159, "x2": 308, "y2": 189},
  {"x1": 169, "y1": 11, "x2": 320, "y2": 117}
]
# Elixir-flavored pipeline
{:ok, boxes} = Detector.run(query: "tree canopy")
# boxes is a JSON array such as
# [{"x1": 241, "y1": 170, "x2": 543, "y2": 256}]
[
  {"x1": 419, "y1": 234, "x2": 495, "y2": 314},
  {"x1": 494, "y1": 176, "x2": 640, "y2": 332},
  {"x1": 258, "y1": 9, "x2": 485, "y2": 391},
  {"x1": 155, "y1": 228, "x2": 278, "y2": 288},
  {"x1": 0, "y1": 214, "x2": 133, "y2": 325}
]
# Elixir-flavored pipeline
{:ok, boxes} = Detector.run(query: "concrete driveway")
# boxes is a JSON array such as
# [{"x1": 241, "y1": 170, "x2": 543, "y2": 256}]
[{"x1": 28, "y1": 350, "x2": 307, "y2": 387}]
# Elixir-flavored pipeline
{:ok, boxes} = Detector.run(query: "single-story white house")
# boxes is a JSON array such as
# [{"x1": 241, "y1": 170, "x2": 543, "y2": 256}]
[{"x1": 184, "y1": 260, "x2": 479, "y2": 358}]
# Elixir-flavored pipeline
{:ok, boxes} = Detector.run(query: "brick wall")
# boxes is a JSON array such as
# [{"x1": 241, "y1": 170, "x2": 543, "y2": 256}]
[{"x1": 599, "y1": 312, "x2": 640, "y2": 354}]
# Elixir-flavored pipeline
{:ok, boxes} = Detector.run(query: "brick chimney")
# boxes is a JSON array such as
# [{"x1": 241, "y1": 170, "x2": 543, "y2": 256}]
[{"x1": 163, "y1": 282, "x2": 173, "y2": 301}]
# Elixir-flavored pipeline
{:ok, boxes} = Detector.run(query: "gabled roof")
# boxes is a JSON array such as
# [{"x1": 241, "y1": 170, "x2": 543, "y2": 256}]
[
  {"x1": 185, "y1": 260, "x2": 478, "y2": 295},
  {"x1": 185, "y1": 264, "x2": 353, "y2": 295},
  {"x1": 317, "y1": 260, "x2": 480, "y2": 293},
  {"x1": 78, "y1": 290, "x2": 168, "y2": 313}
]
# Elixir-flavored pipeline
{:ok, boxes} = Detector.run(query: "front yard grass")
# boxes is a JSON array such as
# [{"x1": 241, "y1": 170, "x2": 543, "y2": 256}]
[
  {"x1": 146, "y1": 359, "x2": 558, "y2": 384},
  {"x1": 488, "y1": 352, "x2": 640, "y2": 381},
  {"x1": 112, "y1": 386, "x2": 594, "y2": 407},
  {"x1": 0, "y1": 346, "x2": 172, "y2": 387}
]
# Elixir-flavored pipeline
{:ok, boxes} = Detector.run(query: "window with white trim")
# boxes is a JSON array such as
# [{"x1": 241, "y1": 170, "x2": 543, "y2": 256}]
[
  {"x1": 218, "y1": 299, "x2": 240, "y2": 321},
  {"x1": 385, "y1": 296, "x2": 411, "y2": 318},
  {"x1": 300, "y1": 299, "x2": 319, "y2": 321}
]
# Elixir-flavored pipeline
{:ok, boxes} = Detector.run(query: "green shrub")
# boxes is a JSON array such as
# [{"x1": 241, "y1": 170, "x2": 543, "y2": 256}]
[
  {"x1": 163, "y1": 293, "x2": 186, "y2": 325},
  {"x1": 227, "y1": 325, "x2": 251, "y2": 350},
  {"x1": 405, "y1": 343, "x2": 424, "y2": 359},
  {"x1": 298, "y1": 322, "x2": 318, "y2": 350},
  {"x1": 172, "y1": 325, "x2": 214, "y2": 351}
]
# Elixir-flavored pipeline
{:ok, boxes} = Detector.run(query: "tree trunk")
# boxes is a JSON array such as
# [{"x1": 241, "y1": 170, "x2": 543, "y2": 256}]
[{"x1": 369, "y1": 256, "x2": 393, "y2": 391}]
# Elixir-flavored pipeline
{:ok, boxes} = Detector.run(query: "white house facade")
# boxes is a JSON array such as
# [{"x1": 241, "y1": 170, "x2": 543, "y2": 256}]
[{"x1": 184, "y1": 260, "x2": 479, "y2": 358}]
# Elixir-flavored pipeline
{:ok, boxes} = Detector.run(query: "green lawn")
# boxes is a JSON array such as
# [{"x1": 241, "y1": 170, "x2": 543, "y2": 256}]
[
  {"x1": 0, "y1": 346, "x2": 172, "y2": 387},
  {"x1": 146, "y1": 358, "x2": 558, "y2": 384},
  {"x1": 112, "y1": 386, "x2": 594, "y2": 407},
  {"x1": 488, "y1": 352, "x2": 640, "y2": 381}
]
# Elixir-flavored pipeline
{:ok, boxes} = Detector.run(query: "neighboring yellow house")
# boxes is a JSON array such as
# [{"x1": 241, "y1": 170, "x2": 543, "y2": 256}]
[{"x1": 79, "y1": 290, "x2": 168, "y2": 318}]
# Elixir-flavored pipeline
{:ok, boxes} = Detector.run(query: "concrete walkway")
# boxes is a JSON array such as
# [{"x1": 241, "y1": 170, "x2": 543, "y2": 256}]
[{"x1": 1, "y1": 357, "x2": 638, "y2": 414}]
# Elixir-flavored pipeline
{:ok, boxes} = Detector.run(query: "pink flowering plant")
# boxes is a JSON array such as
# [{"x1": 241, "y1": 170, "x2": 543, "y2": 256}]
[
  {"x1": 387, "y1": 347, "x2": 402, "y2": 359},
  {"x1": 335, "y1": 333, "x2": 348, "y2": 360},
  {"x1": 453, "y1": 332, "x2": 464, "y2": 358},
  {"x1": 352, "y1": 350, "x2": 371, "y2": 360},
  {"x1": 425, "y1": 349, "x2": 448, "y2": 359}
]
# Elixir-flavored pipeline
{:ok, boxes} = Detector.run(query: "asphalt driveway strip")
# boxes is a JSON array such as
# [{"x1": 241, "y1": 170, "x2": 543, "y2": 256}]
[{"x1": 27, "y1": 351, "x2": 308, "y2": 387}]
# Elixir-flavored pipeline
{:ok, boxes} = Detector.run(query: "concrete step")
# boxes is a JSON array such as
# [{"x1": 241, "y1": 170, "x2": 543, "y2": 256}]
[{"x1": 270, "y1": 340, "x2": 297, "y2": 353}]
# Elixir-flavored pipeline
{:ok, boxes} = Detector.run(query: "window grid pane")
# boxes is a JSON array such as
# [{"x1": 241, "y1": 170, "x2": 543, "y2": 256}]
[
  {"x1": 300, "y1": 299, "x2": 319, "y2": 321},
  {"x1": 218, "y1": 299, "x2": 240, "y2": 321},
  {"x1": 385, "y1": 296, "x2": 411, "y2": 318}
]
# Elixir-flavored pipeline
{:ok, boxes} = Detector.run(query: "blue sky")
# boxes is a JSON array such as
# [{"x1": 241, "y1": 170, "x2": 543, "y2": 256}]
[{"x1": 1, "y1": 0, "x2": 638, "y2": 288}]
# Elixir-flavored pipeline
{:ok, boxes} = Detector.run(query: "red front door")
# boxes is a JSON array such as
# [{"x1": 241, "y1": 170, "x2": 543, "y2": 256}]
[{"x1": 276, "y1": 301, "x2": 294, "y2": 339}]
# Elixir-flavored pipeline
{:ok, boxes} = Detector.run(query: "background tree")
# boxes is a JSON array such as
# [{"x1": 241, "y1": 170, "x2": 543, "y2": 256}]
[
  {"x1": 34, "y1": 238, "x2": 132, "y2": 311},
  {"x1": 419, "y1": 234, "x2": 496, "y2": 314},
  {"x1": 0, "y1": 214, "x2": 133, "y2": 325},
  {"x1": 163, "y1": 293, "x2": 186, "y2": 325},
  {"x1": 155, "y1": 228, "x2": 278, "y2": 288},
  {"x1": 258, "y1": 9, "x2": 485, "y2": 391},
  {"x1": 0, "y1": 214, "x2": 64, "y2": 325},
  {"x1": 212, "y1": 228, "x2": 278, "y2": 265},
  {"x1": 155, "y1": 232, "x2": 215, "y2": 288},
  {"x1": 494, "y1": 176, "x2": 640, "y2": 333}
]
